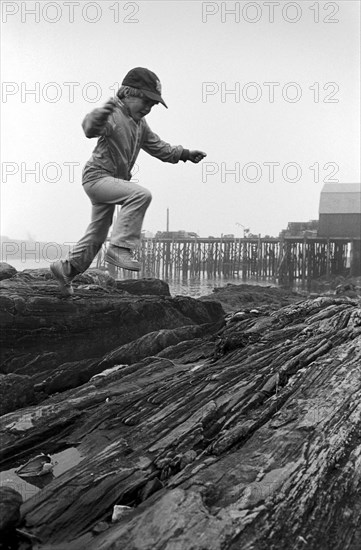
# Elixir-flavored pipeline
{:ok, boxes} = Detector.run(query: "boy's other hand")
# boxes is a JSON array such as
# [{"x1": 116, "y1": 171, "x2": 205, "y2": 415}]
[
  {"x1": 102, "y1": 98, "x2": 117, "y2": 114},
  {"x1": 97, "y1": 98, "x2": 117, "y2": 118},
  {"x1": 189, "y1": 151, "x2": 207, "y2": 163},
  {"x1": 83, "y1": 98, "x2": 117, "y2": 138},
  {"x1": 93, "y1": 98, "x2": 117, "y2": 127}
]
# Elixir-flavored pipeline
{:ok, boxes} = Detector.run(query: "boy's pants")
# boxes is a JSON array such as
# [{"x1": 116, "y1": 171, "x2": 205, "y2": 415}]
[{"x1": 67, "y1": 176, "x2": 152, "y2": 274}]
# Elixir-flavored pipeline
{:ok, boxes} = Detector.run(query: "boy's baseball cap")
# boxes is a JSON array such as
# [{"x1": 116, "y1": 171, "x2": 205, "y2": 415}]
[{"x1": 122, "y1": 67, "x2": 168, "y2": 108}]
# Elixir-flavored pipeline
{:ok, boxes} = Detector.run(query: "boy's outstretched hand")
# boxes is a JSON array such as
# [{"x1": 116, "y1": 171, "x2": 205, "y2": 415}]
[{"x1": 189, "y1": 151, "x2": 207, "y2": 163}]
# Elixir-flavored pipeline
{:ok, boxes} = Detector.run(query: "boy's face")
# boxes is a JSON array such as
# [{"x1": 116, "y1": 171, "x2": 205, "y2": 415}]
[{"x1": 125, "y1": 96, "x2": 158, "y2": 122}]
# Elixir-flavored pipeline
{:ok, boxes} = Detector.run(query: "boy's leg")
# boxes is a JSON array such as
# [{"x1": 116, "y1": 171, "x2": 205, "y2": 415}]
[
  {"x1": 67, "y1": 202, "x2": 115, "y2": 272},
  {"x1": 51, "y1": 176, "x2": 151, "y2": 292},
  {"x1": 106, "y1": 180, "x2": 152, "y2": 250},
  {"x1": 51, "y1": 200, "x2": 114, "y2": 295},
  {"x1": 106, "y1": 179, "x2": 152, "y2": 271},
  {"x1": 84, "y1": 176, "x2": 152, "y2": 250},
  {"x1": 105, "y1": 182, "x2": 152, "y2": 271},
  {"x1": 83, "y1": 176, "x2": 152, "y2": 271}
]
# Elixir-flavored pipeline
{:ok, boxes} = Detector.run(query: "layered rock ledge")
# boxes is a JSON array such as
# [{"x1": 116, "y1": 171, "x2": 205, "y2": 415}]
[
  {"x1": 0, "y1": 266, "x2": 224, "y2": 410},
  {"x1": 0, "y1": 264, "x2": 360, "y2": 550}
]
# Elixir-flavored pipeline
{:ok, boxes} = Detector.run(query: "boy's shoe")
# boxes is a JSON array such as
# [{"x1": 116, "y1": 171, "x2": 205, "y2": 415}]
[
  {"x1": 50, "y1": 260, "x2": 74, "y2": 296},
  {"x1": 105, "y1": 246, "x2": 140, "y2": 272}
]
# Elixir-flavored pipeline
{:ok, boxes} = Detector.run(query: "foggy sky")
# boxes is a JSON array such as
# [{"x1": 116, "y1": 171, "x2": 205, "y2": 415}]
[{"x1": 1, "y1": 0, "x2": 360, "y2": 243}]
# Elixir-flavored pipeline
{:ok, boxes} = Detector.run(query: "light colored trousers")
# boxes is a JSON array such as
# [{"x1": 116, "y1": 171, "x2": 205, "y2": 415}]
[{"x1": 68, "y1": 176, "x2": 152, "y2": 273}]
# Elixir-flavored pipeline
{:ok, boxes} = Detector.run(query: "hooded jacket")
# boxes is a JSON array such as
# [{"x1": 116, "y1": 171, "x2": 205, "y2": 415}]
[{"x1": 82, "y1": 98, "x2": 184, "y2": 184}]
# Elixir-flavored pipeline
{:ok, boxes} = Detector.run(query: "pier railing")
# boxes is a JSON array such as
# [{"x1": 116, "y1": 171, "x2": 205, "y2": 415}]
[{"x1": 96, "y1": 237, "x2": 360, "y2": 285}]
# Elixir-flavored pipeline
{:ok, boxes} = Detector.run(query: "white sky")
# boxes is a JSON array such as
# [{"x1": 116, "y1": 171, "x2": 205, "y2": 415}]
[{"x1": 1, "y1": 0, "x2": 360, "y2": 242}]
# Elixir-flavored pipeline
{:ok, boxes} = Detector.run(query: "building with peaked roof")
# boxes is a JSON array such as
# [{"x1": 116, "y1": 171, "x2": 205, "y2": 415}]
[{"x1": 318, "y1": 183, "x2": 361, "y2": 238}]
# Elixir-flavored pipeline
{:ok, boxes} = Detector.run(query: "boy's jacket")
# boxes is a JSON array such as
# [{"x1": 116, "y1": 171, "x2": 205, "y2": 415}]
[{"x1": 82, "y1": 98, "x2": 184, "y2": 183}]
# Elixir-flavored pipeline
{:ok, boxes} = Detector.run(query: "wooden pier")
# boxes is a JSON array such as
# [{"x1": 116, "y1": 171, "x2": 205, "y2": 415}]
[{"x1": 96, "y1": 237, "x2": 360, "y2": 286}]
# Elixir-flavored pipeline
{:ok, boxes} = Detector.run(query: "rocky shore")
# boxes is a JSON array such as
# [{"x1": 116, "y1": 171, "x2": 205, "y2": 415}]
[{"x1": 0, "y1": 263, "x2": 360, "y2": 550}]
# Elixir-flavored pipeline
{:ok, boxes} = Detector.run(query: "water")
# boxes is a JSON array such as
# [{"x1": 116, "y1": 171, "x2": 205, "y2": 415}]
[
  {"x1": 163, "y1": 274, "x2": 277, "y2": 298},
  {"x1": 4, "y1": 258, "x2": 277, "y2": 298},
  {"x1": 0, "y1": 447, "x2": 84, "y2": 502}
]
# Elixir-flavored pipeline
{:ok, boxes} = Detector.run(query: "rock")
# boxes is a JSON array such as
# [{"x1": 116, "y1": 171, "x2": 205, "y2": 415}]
[
  {"x1": 1, "y1": 276, "x2": 360, "y2": 549},
  {"x1": 92, "y1": 521, "x2": 110, "y2": 534},
  {"x1": 0, "y1": 273, "x2": 224, "y2": 379},
  {"x1": 335, "y1": 282, "x2": 358, "y2": 298},
  {"x1": 37, "y1": 322, "x2": 223, "y2": 395},
  {"x1": 97, "y1": 322, "x2": 222, "y2": 370},
  {"x1": 199, "y1": 283, "x2": 303, "y2": 313},
  {"x1": 0, "y1": 295, "x2": 358, "y2": 550},
  {"x1": 309, "y1": 275, "x2": 361, "y2": 296},
  {"x1": 0, "y1": 262, "x2": 17, "y2": 281},
  {"x1": 114, "y1": 278, "x2": 170, "y2": 296},
  {"x1": 111, "y1": 505, "x2": 133, "y2": 522},
  {"x1": 15, "y1": 267, "x2": 54, "y2": 281},
  {"x1": 88, "y1": 488, "x2": 231, "y2": 550},
  {"x1": 35, "y1": 358, "x2": 103, "y2": 395},
  {"x1": 72, "y1": 269, "x2": 117, "y2": 289},
  {"x1": 0, "y1": 486, "x2": 23, "y2": 532},
  {"x1": 0, "y1": 373, "x2": 36, "y2": 415}
]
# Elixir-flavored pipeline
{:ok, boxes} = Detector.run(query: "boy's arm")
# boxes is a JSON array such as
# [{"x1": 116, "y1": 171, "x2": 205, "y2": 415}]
[
  {"x1": 141, "y1": 122, "x2": 206, "y2": 164},
  {"x1": 82, "y1": 99, "x2": 116, "y2": 138},
  {"x1": 141, "y1": 124, "x2": 183, "y2": 163}
]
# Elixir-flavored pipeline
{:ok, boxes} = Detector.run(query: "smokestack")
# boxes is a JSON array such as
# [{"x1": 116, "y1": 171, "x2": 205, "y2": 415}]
[{"x1": 166, "y1": 208, "x2": 169, "y2": 232}]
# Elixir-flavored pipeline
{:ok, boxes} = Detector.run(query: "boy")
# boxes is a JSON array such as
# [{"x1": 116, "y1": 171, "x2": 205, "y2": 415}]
[{"x1": 50, "y1": 67, "x2": 206, "y2": 296}]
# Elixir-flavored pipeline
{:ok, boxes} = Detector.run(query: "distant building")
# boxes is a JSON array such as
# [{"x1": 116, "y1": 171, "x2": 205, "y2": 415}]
[
  {"x1": 318, "y1": 183, "x2": 361, "y2": 238},
  {"x1": 141, "y1": 230, "x2": 154, "y2": 239},
  {"x1": 279, "y1": 220, "x2": 319, "y2": 238},
  {"x1": 155, "y1": 230, "x2": 199, "y2": 239}
]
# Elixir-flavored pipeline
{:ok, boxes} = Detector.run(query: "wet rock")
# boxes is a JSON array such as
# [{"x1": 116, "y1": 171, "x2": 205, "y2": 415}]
[
  {"x1": 87, "y1": 488, "x2": 230, "y2": 550},
  {"x1": 37, "y1": 322, "x2": 223, "y2": 395},
  {"x1": 3, "y1": 294, "x2": 358, "y2": 550},
  {"x1": 3, "y1": 275, "x2": 360, "y2": 549},
  {"x1": 15, "y1": 267, "x2": 54, "y2": 281},
  {"x1": 0, "y1": 270, "x2": 224, "y2": 382},
  {"x1": 92, "y1": 521, "x2": 110, "y2": 534},
  {"x1": 97, "y1": 322, "x2": 223, "y2": 371},
  {"x1": 114, "y1": 278, "x2": 170, "y2": 296},
  {"x1": 0, "y1": 373, "x2": 36, "y2": 415},
  {"x1": 0, "y1": 262, "x2": 17, "y2": 281},
  {"x1": 199, "y1": 283, "x2": 303, "y2": 313},
  {"x1": 309, "y1": 275, "x2": 361, "y2": 296},
  {"x1": 72, "y1": 269, "x2": 117, "y2": 289},
  {"x1": 0, "y1": 486, "x2": 23, "y2": 532},
  {"x1": 111, "y1": 505, "x2": 133, "y2": 522},
  {"x1": 335, "y1": 282, "x2": 358, "y2": 298},
  {"x1": 35, "y1": 358, "x2": 102, "y2": 394}
]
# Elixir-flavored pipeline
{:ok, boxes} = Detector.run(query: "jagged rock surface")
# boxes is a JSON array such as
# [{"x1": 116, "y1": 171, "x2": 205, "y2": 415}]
[
  {"x1": 0, "y1": 268, "x2": 224, "y2": 385},
  {"x1": 198, "y1": 282, "x2": 304, "y2": 313},
  {"x1": 0, "y1": 374, "x2": 36, "y2": 416},
  {"x1": 0, "y1": 262, "x2": 17, "y2": 281},
  {"x1": 0, "y1": 486, "x2": 23, "y2": 532},
  {"x1": 0, "y1": 291, "x2": 360, "y2": 550}
]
